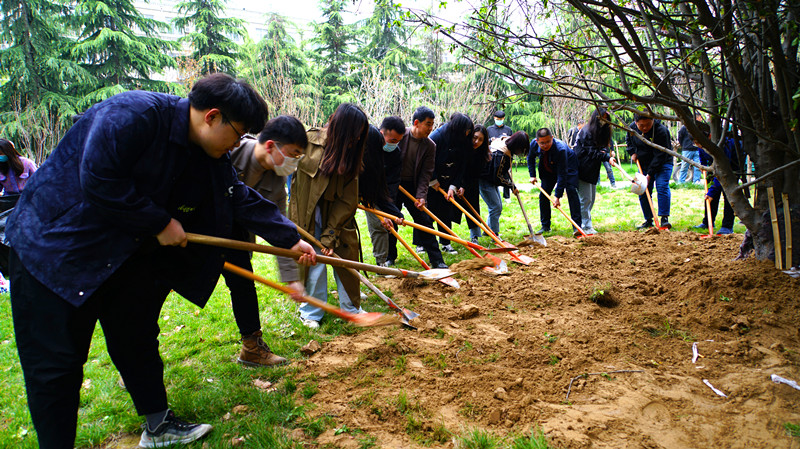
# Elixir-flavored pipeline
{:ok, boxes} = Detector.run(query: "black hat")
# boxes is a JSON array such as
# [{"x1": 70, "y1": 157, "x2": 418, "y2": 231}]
[{"x1": 494, "y1": 110, "x2": 505, "y2": 118}]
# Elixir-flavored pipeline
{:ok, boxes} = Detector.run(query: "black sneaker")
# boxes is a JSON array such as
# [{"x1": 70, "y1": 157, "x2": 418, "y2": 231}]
[
  {"x1": 432, "y1": 261, "x2": 449, "y2": 269},
  {"x1": 441, "y1": 244, "x2": 458, "y2": 254},
  {"x1": 470, "y1": 236, "x2": 479, "y2": 244},
  {"x1": 636, "y1": 221, "x2": 653, "y2": 229},
  {"x1": 692, "y1": 223, "x2": 707, "y2": 229},
  {"x1": 536, "y1": 227, "x2": 550, "y2": 234},
  {"x1": 139, "y1": 410, "x2": 212, "y2": 448},
  {"x1": 659, "y1": 217, "x2": 672, "y2": 229}
]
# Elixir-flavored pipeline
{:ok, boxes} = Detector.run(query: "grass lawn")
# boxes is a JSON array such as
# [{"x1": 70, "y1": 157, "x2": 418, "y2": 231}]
[{"x1": 0, "y1": 165, "x2": 743, "y2": 448}]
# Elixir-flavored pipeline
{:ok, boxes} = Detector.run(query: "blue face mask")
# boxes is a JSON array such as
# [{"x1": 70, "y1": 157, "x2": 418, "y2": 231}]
[
  {"x1": 494, "y1": 119, "x2": 504, "y2": 127},
  {"x1": 383, "y1": 143, "x2": 398, "y2": 152},
  {"x1": 0, "y1": 155, "x2": 8, "y2": 162}
]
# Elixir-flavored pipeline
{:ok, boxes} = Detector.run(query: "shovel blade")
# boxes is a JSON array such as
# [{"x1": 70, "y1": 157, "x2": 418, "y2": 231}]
[
  {"x1": 438, "y1": 276, "x2": 461, "y2": 289},
  {"x1": 351, "y1": 312, "x2": 403, "y2": 327},
  {"x1": 481, "y1": 246, "x2": 519, "y2": 253},
  {"x1": 418, "y1": 268, "x2": 456, "y2": 280}
]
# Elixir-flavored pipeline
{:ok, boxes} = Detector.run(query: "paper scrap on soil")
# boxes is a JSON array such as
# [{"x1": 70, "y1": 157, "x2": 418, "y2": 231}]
[
  {"x1": 771, "y1": 374, "x2": 800, "y2": 391},
  {"x1": 703, "y1": 379, "x2": 728, "y2": 397},
  {"x1": 692, "y1": 342, "x2": 699, "y2": 363}
]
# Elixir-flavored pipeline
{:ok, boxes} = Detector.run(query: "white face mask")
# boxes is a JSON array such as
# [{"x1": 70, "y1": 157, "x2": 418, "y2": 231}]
[
  {"x1": 270, "y1": 144, "x2": 301, "y2": 176},
  {"x1": 495, "y1": 119, "x2": 504, "y2": 127},
  {"x1": 383, "y1": 142, "x2": 399, "y2": 152}
]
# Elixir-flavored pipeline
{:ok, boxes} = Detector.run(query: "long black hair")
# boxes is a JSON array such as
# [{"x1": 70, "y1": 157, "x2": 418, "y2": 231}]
[
  {"x1": 320, "y1": 103, "x2": 369, "y2": 178},
  {"x1": 445, "y1": 112, "x2": 474, "y2": 150},
  {"x1": 504, "y1": 131, "x2": 530, "y2": 156},
  {"x1": 473, "y1": 125, "x2": 490, "y2": 162},
  {"x1": 0, "y1": 139, "x2": 24, "y2": 176},
  {"x1": 359, "y1": 126, "x2": 391, "y2": 208},
  {"x1": 585, "y1": 107, "x2": 611, "y2": 149}
]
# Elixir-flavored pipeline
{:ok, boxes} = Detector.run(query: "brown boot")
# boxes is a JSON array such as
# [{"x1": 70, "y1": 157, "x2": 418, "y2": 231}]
[{"x1": 238, "y1": 331, "x2": 288, "y2": 367}]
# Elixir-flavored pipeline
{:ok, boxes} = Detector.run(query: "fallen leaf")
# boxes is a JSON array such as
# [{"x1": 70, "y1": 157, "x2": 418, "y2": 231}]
[{"x1": 253, "y1": 379, "x2": 273, "y2": 390}]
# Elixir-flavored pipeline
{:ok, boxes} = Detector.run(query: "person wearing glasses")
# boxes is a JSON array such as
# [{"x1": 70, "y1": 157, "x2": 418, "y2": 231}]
[
  {"x1": 226, "y1": 115, "x2": 308, "y2": 366},
  {"x1": 5, "y1": 73, "x2": 317, "y2": 449}
]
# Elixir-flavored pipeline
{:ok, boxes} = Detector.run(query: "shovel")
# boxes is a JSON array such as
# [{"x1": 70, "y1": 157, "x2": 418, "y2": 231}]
[
  {"x1": 357, "y1": 205, "x2": 517, "y2": 253},
  {"x1": 507, "y1": 170, "x2": 546, "y2": 247},
  {"x1": 700, "y1": 170, "x2": 714, "y2": 239},
  {"x1": 531, "y1": 181, "x2": 589, "y2": 238},
  {"x1": 397, "y1": 186, "x2": 507, "y2": 274},
  {"x1": 432, "y1": 185, "x2": 533, "y2": 265},
  {"x1": 384, "y1": 223, "x2": 461, "y2": 289},
  {"x1": 223, "y1": 262, "x2": 400, "y2": 328},
  {"x1": 186, "y1": 233, "x2": 454, "y2": 281},
  {"x1": 293, "y1": 225, "x2": 419, "y2": 328},
  {"x1": 635, "y1": 160, "x2": 668, "y2": 231}
]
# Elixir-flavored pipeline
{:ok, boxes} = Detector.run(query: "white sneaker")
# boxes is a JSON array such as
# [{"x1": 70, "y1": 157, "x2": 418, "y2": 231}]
[
  {"x1": 139, "y1": 410, "x2": 212, "y2": 448},
  {"x1": 415, "y1": 246, "x2": 426, "y2": 254},
  {"x1": 360, "y1": 291, "x2": 368, "y2": 300},
  {"x1": 301, "y1": 318, "x2": 320, "y2": 329},
  {"x1": 441, "y1": 244, "x2": 458, "y2": 254}
]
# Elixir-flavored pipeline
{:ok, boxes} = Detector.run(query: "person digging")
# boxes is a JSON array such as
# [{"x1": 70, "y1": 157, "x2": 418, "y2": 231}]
[{"x1": 226, "y1": 115, "x2": 309, "y2": 367}]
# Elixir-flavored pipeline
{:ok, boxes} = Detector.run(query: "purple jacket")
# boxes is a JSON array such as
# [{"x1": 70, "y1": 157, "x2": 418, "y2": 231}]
[{"x1": 0, "y1": 157, "x2": 37, "y2": 195}]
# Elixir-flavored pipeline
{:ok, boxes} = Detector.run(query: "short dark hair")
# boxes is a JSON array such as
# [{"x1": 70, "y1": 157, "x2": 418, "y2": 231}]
[
  {"x1": 412, "y1": 106, "x2": 435, "y2": 123},
  {"x1": 258, "y1": 115, "x2": 308, "y2": 148},
  {"x1": 505, "y1": 131, "x2": 529, "y2": 156},
  {"x1": 380, "y1": 116, "x2": 406, "y2": 134},
  {"x1": 493, "y1": 110, "x2": 505, "y2": 118},
  {"x1": 536, "y1": 128, "x2": 552, "y2": 139},
  {"x1": 633, "y1": 111, "x2": 653, "y2": 122},
  {"x1": 188, "y1": 73, "x2": 270, "y2": 134}
]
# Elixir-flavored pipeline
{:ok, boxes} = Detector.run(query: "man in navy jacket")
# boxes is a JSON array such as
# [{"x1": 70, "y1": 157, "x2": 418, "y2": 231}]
[
  {"x1": 626, "y1": 114, "x2": 673, "y2": 229},
  {"x1": 528, "y1": 128, "x2": 582, "y2": 234},
  {"x1": 6, "y1": 74, "x2": 316, "y2": 449}
]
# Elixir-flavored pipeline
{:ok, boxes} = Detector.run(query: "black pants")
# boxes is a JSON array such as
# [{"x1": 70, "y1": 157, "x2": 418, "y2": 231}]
[
  {"x1": 10, "y1": 249, "x2": 170, "y2": 449},
  {"x1": 538, "y1": 174, "x2": 581, "y2": 230},
  {"x1": 389, "y1": 181, "x2": 445, "y2": 266},
  {"x1": 222, "y1": 248, "x2": 261, "y2": 336},
  {"x1": 704, "y1": 190, "x2": 735, "y2": 229},
  {"x1": 460, "y1": 183, "x2": 481, "y2": 233}
]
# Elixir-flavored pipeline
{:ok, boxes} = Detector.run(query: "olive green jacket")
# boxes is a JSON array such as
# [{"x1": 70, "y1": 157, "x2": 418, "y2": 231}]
[{"x1": 288, "y1": 128, "x2": 361, "y2": 303}]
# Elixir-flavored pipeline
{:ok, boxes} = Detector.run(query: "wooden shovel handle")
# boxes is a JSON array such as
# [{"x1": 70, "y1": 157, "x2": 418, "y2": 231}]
[
  {"x1": 397, "y1": 186, "x2": 483, "y2": 259},
  {"x1": 532, "y1": 182, "x2": 587, "y2": 237},
  {"x1": 223, "y1": 262, "x2": 354, "y2": 321},
  {"x1": 357, "y1": 204, "x2": 491, "y2": 251},
  {"x1": 185, "y1": 233, "x2": 420, "y2": 279},
  {"x1": 636, "y1": 160, "x2": 661, "y2": 228}
]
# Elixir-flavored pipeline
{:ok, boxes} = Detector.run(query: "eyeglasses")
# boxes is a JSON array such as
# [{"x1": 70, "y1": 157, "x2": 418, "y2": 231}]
[
  {"x1": 221, "y1": 112, "x2": 247, "y2": 141},
  {"x1": 274, "y1": 142, "x2": 305, "y2": 160}
]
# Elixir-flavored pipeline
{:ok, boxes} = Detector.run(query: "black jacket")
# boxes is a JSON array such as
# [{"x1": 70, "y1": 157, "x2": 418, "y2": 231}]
[
  {"x1": 574, "y1": 128, "x2": 611, "y2": 184},
  {"x1": 626, "y1": 120, "x2": 672, "y2": 176}
]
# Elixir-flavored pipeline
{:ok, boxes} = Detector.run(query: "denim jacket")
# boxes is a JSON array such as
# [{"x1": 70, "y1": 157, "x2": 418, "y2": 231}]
[{"x1": 7, "y1": 91, "x2": 300, "y2": 307}]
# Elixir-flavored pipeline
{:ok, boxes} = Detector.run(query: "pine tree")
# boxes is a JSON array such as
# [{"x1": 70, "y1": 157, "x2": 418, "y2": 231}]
[
  {"x1": 173, "y1": 0, "x2": 245, "y2": 75},
  {"x1": 310, "y1": 0, "x2": 358, "y2": 116},
  {"x1": 68, "y1": 0, "x2": 178, "y2": 107},
  {"x1": 0, "y1": 0, "x2": 88, "y2": 112},
  {"x1": 358, "y1": 0, "x2": 422, "y2": 79},
  {"x1": 0, "y1": 0, "x2": 92, "y2": 161}
]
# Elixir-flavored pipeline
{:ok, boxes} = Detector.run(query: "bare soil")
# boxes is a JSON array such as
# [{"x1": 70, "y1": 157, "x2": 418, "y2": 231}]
[{"x1": 299, "y1": 231, "x2": 800, "y2": 449}]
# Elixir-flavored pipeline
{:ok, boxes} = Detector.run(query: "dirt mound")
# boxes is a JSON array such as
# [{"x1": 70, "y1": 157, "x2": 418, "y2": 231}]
[{"x1": 297, "y1": 231, "x2": 800, "y2": 448}]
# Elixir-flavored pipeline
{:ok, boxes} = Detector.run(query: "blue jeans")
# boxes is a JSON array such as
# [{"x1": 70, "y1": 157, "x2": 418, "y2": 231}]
[
  {"x1": 299, "y1": 221, "x2": 363, "y2": 322},
  {"x1": 639, "y1": 163, "x2": 673, "y2": 221},
  {"x1": 478, "y1": 179, "x2": 502, "y2": 234},
  {"x1": 679, "y1": 150, "x2": 700, "y2": 183}
]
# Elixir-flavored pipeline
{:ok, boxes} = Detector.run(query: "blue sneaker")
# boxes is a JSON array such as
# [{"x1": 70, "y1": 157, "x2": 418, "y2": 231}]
[{"x1": 716, "y1": 227, "x2": 733, "y2": 235}]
